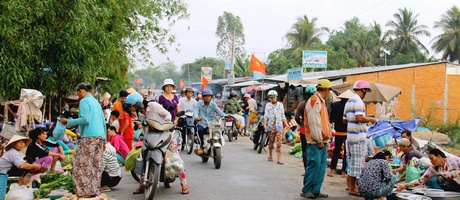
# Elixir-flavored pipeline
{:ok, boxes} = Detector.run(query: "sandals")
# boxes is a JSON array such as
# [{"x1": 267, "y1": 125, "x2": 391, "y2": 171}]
[
  {"x1": 315, "y1": 193, "x2": 328, "y2": 198},
  {"x1": 133, "y1": 186, "x2": 145, "y2": 194},
  {"x1": 268, "y1": 157, "x2": 273, "y2": 162},
  {"x1": 181, "y1": 184, "x2": 189, "y2": 194},
  {"x1": 349, "y1": 191, "x2": 361, "y2": 197},
  {"x1": 300, "y1": 192, "x2": 316, "y2": 199},
  {"x1": 277, "y1": 161, "x2": 284, "y2": 165},
  {"x1": 327, "y1": 173, "x2": 334, "y2": 177}
]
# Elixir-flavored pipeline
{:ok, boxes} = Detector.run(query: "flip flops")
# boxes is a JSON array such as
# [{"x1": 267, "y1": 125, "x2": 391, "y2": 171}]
[
  {"x1": 268, "y1": 157, "x2": 273, "y2": 162},
  {"x1": 348, "y1": 191, "x2": 361, "y2": 197},
  {"x1": 277, "y1": 161, "x2": 284, "y2": 165}
]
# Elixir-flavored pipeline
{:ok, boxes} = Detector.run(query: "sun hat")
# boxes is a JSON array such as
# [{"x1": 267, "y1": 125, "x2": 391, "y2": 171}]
[
  {"x1": 6, "y1": 135, "x2": 32, "y2": 150},
  {"x1": 398, "y1": 138, "x2": 411, "y2": 147},
  {"x1": 162, "y1": 79, "x2": 176, "y2": 90},
  {"x1": 338, "y1": 89, "x2": 354, "y2": 99},
  {"x1": 316, "y1": 79, "x2": 333, "y2": 89}
]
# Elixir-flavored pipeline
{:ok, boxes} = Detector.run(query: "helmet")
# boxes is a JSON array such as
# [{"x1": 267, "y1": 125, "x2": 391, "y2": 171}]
[
  {"x1": 185, "y1": 87, "x2": 194, "y2": 93},
  {"x1": 125, "y1": 93, "x2": 144, "y2": 108},
  {"x1": 172, "y1": 89, "x2": 177, "y2": 93},
  {"x1": 267, "y1": 90, "x2": 278, "y2": 98},
  {"x1": 230, "y1": 91, "x2": 237, "y2": 98},
  {"x1": 181, "y1": 88, "x2": 187, "y2": 94},
  {"x1": 202, "y1": 89, "x2": 213, "y2": 96},
  {"x1": 243, "y1": 93, "x2": 251, "y2": 98},
  {"x1": 305, "y1": 85, "x2": 317, "y2": 95},
  {"x1": 353, "y1": 80, "x2": 372, "y2": 92}
]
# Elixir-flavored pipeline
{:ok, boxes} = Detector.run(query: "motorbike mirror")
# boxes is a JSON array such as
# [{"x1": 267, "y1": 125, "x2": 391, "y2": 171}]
[
  {"x1": 166, "y1": 106, "x2": 175, "y2": 111},
  {"x1": 176, "y1": 111, "x2": 185, "y2": 117}
]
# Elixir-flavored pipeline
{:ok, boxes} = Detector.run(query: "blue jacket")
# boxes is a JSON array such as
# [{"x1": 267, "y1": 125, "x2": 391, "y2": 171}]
[
  {"x1": 68, "y1": 94, "x2": 106, "y2": 139},
  {"x1": 194, "y1": 101, "x2": 226, "y2": 128}
]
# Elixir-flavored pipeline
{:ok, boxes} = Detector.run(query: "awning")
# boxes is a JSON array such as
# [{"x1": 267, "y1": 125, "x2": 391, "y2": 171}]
[{"x1": 229, "y1": 80, "x2": 262, "y2": 87}]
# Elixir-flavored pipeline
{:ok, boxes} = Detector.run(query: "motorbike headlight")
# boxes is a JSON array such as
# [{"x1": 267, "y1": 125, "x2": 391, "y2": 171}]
[{"x1": 213, "y1": 133, "x2": 220, "y2": 140}]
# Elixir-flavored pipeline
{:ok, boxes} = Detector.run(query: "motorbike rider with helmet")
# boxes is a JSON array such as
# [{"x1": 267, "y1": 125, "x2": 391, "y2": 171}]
[
  {"x1": 194, "y1": 89, "x2": 227, "y2": 155},
  {"x1": 223, "y1": 91, "x2": 245, "y2": 135},
  {"x1": 178, "y1": 87, "x2": 197, "y2": 146}
]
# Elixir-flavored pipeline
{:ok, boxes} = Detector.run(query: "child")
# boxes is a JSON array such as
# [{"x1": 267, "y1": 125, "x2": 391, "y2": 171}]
[
  {"x1": 106, "y1": 126, "x2": 129, "y2": 165},
  {"x1": 0, "y1": 135, "x2": 41, "y2": 185},
  {"x1": 26, "y1": 127, "x2": 66, "y2": 173},
  {"x1": 100, "y1": 143, "x2": 121, "y2": 192},
  {"x1": 110, "y1": 110, "x2": 120, "y2": 131}
]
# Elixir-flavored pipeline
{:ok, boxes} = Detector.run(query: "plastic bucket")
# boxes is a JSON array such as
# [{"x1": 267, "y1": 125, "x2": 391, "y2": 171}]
[
  {"x1": 373, "y1": 134, "x2": 391, "y2": 149},
  {"x1": 0, "y1": 173, "x2": 7, "y2": 200}
]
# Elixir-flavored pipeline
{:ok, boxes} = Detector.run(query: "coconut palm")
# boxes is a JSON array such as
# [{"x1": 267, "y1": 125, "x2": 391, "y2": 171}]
[
  {"x1": 348, "y1": 30, "x2": 376, "y2": 67},
  {"x1": 234, "y1": 55, "x2": 252, "y2": 78},
  {"x1": 431, "y1": 6, "x2": 460, "y2": 63},
  {"x1": 285, "y1": 15, "x2": 329, "y2": 60},
  {"x1": 385, "y1": 8, "x2": 431, "y2": 55}
]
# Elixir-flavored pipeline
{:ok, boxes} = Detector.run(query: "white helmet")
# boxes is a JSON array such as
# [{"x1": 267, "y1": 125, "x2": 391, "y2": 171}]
[{"x1": 267, "y1": 90, "x2": 278, "y2": 98}]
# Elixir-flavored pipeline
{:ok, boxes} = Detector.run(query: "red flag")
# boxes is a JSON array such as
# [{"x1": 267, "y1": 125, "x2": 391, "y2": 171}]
[
  {"x1": 249, "y1": 54, "x2": 266, "y2": 75},
  {"x1": 179, "y1": 79, "x2": 185, "y2": 88},
  {"x1": 201, "y1": 76, "x2": 209, "y2": 91}
]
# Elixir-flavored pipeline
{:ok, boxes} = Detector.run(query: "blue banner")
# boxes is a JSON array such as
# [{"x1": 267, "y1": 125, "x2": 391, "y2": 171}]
[
  {"x1": 302, "y1": 51, "x2": 327, "y2": 68},
  {"x1": 287, "y1": 68, "x2": 302, "y2": 81},
  {"x1": 253, "y1": 71, "x2": 266, "y2": 80},
  {"x1": 225, "y1": 59, "x2": 232, "y2": 70}
]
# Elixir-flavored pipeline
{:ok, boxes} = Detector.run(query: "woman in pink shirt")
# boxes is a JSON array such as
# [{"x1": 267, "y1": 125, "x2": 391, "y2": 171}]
[{"x1": 107, "y1": 126, "x2": 129, "y2": 165}]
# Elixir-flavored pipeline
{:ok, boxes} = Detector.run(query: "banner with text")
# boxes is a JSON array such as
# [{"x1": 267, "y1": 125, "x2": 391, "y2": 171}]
[
  {"x1": 253, "y1": 71, "x2": 266, "y2": 80},
  {"x1": 201, "y1": 67, "x2": 212, "y2": 81},
  {"x1": 287, "y1": 68, "x2": 303, "y2": 81},
  {"x1": 302, "y1": 51, "x2": 327, "y2": 68}
]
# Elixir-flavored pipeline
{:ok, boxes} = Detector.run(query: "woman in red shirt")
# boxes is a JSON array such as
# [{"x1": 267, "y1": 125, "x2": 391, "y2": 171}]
[{"x1": 119, "y1": 104, "x2": 134, "y2": 151}]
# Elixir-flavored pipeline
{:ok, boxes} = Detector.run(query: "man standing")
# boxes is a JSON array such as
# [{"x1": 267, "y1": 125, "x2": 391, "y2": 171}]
[
  {"x1": 301, "y1": 79, "x2": 333, "y2": 199},
  {"x1": 343, "y1": 80, "x2": 377, "y2": 197},
  {"x1": 295, "y1": 85, "x2": 316, "y2": 172},
  {"x1": 112, "y1": 90, "x2": 129, "y2": 118},
  {"x1": 60, "y1": 83, "x2": 106, "y2": 199}
]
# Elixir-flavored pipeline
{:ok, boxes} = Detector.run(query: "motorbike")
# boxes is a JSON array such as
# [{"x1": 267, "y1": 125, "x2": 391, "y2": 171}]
[
  {"x1": 223, "y1": 115, "x2": 238, "y2": 142},
  {"x1": 141, "y1": 118, "x2": 177, "y2": 200},
  {"x1": 194, "y1": 117, "x2": 225, "y2": 169},
  {"x1": 251, "y1": 118, "x2": 269, "y2": 154},
  {"x1": 177, "y1": 110, "x2": 195, "y2": 154}
]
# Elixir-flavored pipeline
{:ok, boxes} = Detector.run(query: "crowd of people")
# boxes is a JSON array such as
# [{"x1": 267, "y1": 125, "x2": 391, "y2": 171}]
[{"x1": 1, "y1": 78, "x2": 460, "y2": 199}]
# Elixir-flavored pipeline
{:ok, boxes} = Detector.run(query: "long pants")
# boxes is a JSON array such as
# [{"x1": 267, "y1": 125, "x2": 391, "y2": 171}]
[
  {"x1": 330, "y1": 135, "x2": 347, "y2": 171},
  {"x1": 101, "y1": 171, "x2": 121, "y2": 188},
  {"x1": 197, "y1": 125, "x2": 208, "y2": 147},
  {"x1": 299, "y1": 133, "x2": 307, "y2": 170},
  {"x1": 302, "y1": 143, "x2": 327, "y2": 194}
]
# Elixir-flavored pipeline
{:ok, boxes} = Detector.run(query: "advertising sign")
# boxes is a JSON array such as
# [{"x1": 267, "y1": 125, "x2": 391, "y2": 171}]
[
  {"x1": 287, "y1": 68, "x2": 303, "y2": 81},
  {"x1": 253, "y1": 71, "x2": 266, "y2": 80},
  {"x1": 225, "y1": 59, "x2": 232, "y2": 70},
  {"x1": 201, "y1": 67, "x2": 212, "y2": 81},
  {"x1": 302, "y1": 51, "x2": 327, "y2": 68}
]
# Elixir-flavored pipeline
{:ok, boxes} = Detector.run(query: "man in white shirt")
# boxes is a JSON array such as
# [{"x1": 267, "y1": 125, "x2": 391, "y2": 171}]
[
  {"x1": 247, "y1": 93, "x2": 258, "y2": 111},
  {"x1": 179, "y1": 87, "x2": 197, "y2": 112}
]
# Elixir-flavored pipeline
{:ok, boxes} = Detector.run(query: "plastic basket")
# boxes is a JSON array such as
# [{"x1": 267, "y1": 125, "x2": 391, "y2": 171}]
[
  {"x1": 0, "y1": 173, "x2": 7, "y2": 200},
  {"x1": 0, "y1": 122, "x2": 21, "y2": 141}
]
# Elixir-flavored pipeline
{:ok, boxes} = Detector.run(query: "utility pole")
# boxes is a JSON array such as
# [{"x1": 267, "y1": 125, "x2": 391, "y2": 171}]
[
  {"x1": 187, "y1": 64, "x2": 191, "y2": 86},
  {"x1": 231, "y1": 29, "x2": 236, "y2": 74}
]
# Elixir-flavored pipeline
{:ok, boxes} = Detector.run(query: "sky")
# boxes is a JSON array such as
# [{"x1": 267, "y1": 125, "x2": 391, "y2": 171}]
[{"x1": 143, "y1": 0, "x2": 458, "y2": 69}]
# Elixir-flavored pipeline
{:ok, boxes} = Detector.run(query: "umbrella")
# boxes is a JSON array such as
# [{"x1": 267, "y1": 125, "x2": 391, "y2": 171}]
[{"x1": 333, "y1": 82, "x2": 402, "y2": 103}]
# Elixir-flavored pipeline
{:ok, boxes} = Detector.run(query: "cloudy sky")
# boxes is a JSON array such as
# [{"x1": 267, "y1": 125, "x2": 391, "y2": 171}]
[{"x1": 144, "y1": 0, "x2": 457, "y2": 69}]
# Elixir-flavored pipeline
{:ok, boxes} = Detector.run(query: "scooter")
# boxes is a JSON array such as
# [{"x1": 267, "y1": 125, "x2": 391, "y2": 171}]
[
  {"x1": 141, "y1": 118, "x2": 176, "y2": 200},
  {"x1": 177, "y1": 110, "x2": 195, "y2": 154},
  {"x1": 194, "y1": 118, "x2": 225, "y2": 169},
  {"x1": 223, "y1": 115, "x2": 238, "y2": 142},
  {"x1": 251, "y1": 118, "x2": 269, "y2": 154}
]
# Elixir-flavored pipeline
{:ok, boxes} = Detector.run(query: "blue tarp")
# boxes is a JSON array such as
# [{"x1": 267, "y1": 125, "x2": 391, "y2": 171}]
[{"x1": 367, "y1": 118, "x2": 421, "y2": 139}]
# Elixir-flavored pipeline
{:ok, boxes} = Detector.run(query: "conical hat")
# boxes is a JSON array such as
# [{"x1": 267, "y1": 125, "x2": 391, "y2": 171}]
[
  {"x1": 102, "y1": 92, "x2": 111, "y2": 99},
  {"x1": 6, "y1": 135, "x2": 32, "y2": 150},
  {"x1": 338, "y1": 89, "x2": 354, "y2": 99},
  {"x1": 126, "y1": 87, "x2": 138, "y2": 94}
]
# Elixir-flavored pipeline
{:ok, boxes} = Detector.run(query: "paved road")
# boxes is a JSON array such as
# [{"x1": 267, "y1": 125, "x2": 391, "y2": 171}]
[{"x1": 103, "y1": 136, "x2": 360, "y2": 200}]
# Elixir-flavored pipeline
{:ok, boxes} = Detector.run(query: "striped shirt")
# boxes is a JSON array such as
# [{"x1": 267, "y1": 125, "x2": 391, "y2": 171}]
[
  {"x1": 343, "y1": 94, "x2": 368, "y2": 144},
  {"x1": 103, "y1": 143, "x2": 121, "y2": 177}
]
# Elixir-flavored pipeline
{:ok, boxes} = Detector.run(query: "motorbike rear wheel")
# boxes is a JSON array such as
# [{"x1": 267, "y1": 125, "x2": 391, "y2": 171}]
[
  {"x1": 144, "y1": 160, "x2": 160, "y2": 200},
  {"x1": 202, "y1": 156, "x2": 209, "y2": 163},
  {"x1": 186, "y1": 133, "x2": 194, "y2": 154},
  {"x1": 213, "y1": 148, "x2": 222, "y2": 169},
  {"x1": 258, "y1": 133, "x2": 267, "y2": 154},
  {"x1": 227, "y1": 129, "x2": 233, "y2": 142}
]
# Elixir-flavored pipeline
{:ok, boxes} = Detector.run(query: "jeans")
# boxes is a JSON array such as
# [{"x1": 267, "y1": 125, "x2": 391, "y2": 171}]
[{"x1": 197, "y1": 125, "x2": 209, "y2": 147}]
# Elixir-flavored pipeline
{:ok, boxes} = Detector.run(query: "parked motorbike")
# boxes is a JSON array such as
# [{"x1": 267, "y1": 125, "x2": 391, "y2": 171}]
[
  {"x1": 177, "y1": 110, "x2": 195, "y2": 154},
  {"x1": 194, "y1": 118, "x2": 225, "y2": 169},
  {"x1": 223, "y1": 115, "x2": 238, "y2": 142},
  {"x1": 141, "y1": 118, "x2": 176, "y2": 200},
  {"x1": 251, "y1": 118, "x2": 268, "y2": 154}
]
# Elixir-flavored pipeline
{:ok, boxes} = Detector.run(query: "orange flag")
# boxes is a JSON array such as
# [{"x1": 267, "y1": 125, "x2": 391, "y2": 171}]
[
  {"x1": 201, "y1": 76, "x2": 209, "y2": 91},
  {"x1": 179, "y1": 79, "x2": 185, "y2": 88},
  {"x1": 250, "y1": 54, "x2": 266, "y2": 75}
]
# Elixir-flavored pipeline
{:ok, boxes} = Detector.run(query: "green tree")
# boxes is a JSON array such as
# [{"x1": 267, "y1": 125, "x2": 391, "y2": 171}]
[
  {"x1": 215, "y1": 12, "x2": 246, "y2": 60},
  {"x1": 348, "y1": 29, "x2": 378, "y2": 67},
  {"x1": 234, "y1": 55, "x2": 252, "y2": 78},
  {"x1": 0, "y1": 0, "x2": 188, "y2": 99},
  {"x1": 385, "y1": 8, "x2": 431, "y2": 56},
  {"x1": 130, "y1": 62, "x2": 181, "y2": 90},
  {"x1": 285, "y1": 15, "x2": 329, "y2": 60},
  {"x1": 431, "y1": 6, "x2": 460, "y2": 63},
  {"x1": 266, "y1": 50, "x2": 297, "y2": 75},
  {"x1": 180, "y1": 57, "x2": 225, "y2": 85}
]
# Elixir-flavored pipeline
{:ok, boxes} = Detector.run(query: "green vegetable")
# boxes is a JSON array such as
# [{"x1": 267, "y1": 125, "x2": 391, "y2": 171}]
[
  {"x1": 290, "y1": 143, "x2": 302, "y2": 154},
  {"x1": 38, "y1": 174, "x2": 75, "y2": 198}
]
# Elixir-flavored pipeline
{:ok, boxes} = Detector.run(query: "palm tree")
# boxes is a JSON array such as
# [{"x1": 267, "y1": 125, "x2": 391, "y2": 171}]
[
  {"x1": 385, "y1": 8, "x2": 431, "y2": 55},
  {"x1": 431, "y1": 6, "x2": 460, "y2": 63},
  {"x1": 348, "y1": 30, "x2": 376, "y2": 67},
  {"x1": 234, "y1": 55, "x2": 252, "y2": 77},
  {"x1": 285, "y1": 15, "x2": 329, "y2": 60}
]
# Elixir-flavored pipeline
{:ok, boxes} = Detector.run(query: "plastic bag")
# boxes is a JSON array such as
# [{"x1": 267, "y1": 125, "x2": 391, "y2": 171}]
[
  {"x1": 164, "y1": 150, "x2": 184, "y2": 177},
  {"x1": 53, "y1": 120, "x2": 67, "y2": 141},
  {"x1": 7, "y1": 185, "x2": 34, "y2": 200},
  {"x1": 125, "y1": 148, "x2": 142, "y2": 172},
  {"x1": 406, "y1": 160, "x2": 421, "y2": 182}
]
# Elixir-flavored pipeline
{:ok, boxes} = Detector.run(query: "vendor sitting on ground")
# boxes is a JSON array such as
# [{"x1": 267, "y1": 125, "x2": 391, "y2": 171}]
[
  {"x1": 0, "y1": 135, "x2": 42, "y2": 185},
  {"x1": 391, "y1": 138, "x2": 423, "y2": 182},
  {"x1": 395, "y1": 148, "x2": 460, "y2": 192},
  {"x1": 46, "y1": 128, "x2": 75, "y2": 155},
  {"x1": 358, "y1": 150, "x2": 397, "y2": 200},
  {"x1": 106, "y1": 125, "x2": 129, "y2": 165},
  {"x1": 100, "y1": 143, "x2": 122, "y2": 192},
  {"x1": 401, "y1": 129, "x2": 421, "y2": 152},
  {"x1": 26, "y1": 127, "x2": 67, "y2": 173}
]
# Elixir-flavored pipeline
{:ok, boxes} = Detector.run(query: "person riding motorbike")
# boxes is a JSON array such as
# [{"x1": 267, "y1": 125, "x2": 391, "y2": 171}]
[
  {"x1": 132, "y1": 98, "x2": 190, "y2": 195},
  {"x1": 178, "y1": 87, "x2": 197, "y2": 147},
  {"x1": 193, "y1": 89, "x2": 227, "y2": 155},
  {"x1": 223, "y1": 91, "x2": 245, "y2": 135}
]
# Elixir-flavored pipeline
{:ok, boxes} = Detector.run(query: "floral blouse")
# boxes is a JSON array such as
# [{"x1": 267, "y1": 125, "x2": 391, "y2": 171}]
[
  {"x1": 358, "y1": 159, "x2": 393, "y2": 193},
  {"x1": 407, "y1": 156, "x2": 460, "y2": 187},
  {"x1": 264, "y1": 102, "x2": 286, "y2": 132}
]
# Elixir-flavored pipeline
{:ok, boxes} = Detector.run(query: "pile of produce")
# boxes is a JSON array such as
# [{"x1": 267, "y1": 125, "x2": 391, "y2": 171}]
[
  {"x1": 290, "y1": 143, "x2": 303, "y2": 158},
  {"x1": 34, "y1": 173, "x2": 75, "y2": 198}
]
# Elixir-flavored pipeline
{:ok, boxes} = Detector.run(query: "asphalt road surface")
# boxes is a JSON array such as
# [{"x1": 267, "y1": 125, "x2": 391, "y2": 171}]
[{"x1": 103, "y1": 136, "x2": 360, "y2": 200}]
